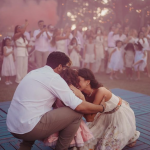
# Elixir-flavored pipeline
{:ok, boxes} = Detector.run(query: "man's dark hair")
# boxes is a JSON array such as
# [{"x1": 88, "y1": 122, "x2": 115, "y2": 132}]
[
  {"x1": 46, "y1": 51, "x2": 70, "y2": 69},
  {"x1": 38, "y1": 20, "x2": 44, "y2": 24}
]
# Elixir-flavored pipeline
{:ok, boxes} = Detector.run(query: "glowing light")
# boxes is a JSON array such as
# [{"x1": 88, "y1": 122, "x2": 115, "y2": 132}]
[
  {"x1": 102, "y1": 0, "x2": 108, "y2": 4},
  {"x1": 136, "y1": 10, "x2": 141, "y2": 13},
  {"x1": 93, "y1": 17, "x2": 97, "y2": 20},
  {"x1": 85, "y1": 3, "x2": 89, "y2": 6},
  {"x1": 0, "y1": 34, "x2": 2, "y2": 37},
  {"x1": 82, "y1": 27, "x2": 87, "y2": 31},
  {"x1": 71, "y1": 24, "x2": 76, "y2": 30},
  {"x1": 67, "y1": 12, "x2": 72, "y2": 17},
  {"x1": 101, "y1": 8, "x2": 109, "y2": 16}
]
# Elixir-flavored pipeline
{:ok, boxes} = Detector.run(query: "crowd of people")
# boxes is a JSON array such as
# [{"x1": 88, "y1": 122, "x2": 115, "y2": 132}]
[{"x1": 0, "y1": 20, "x2": 150, "y2": 85}]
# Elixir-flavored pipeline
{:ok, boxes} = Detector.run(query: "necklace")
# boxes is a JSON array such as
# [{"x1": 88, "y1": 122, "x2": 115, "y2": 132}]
[{"x1": 87, "y1": 89, "x2": 93, "y2": 97}]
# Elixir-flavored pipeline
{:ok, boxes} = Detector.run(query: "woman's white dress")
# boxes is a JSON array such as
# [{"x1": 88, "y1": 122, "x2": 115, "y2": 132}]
[
  {"x1": 92, "y1": 36, "x2": 104, "y2": 73},
  {"x1": 1, "y1": 46, "x2": 16, "y2": 76},
  {"x1": 84, "y1": 42, "x2": 95, "y2": 63},
  {"x1": 134, "y1": 49, "x2": 146, "y2": 71},
  {"x1": 108, "y1": 47, "x2": 124, "y2": 72},
  {"x1": 73, "y1": 94, "x2": 140, "y2": 150},
  {"x1": 56, "y1": 40, "x2": 67, "y2": 54},
  {"x1": 69, "y1": 45, "x2": 81, "y2": 67},
  {"x1": 15, "y1": 37, "x2": 28, "y2": 83}
]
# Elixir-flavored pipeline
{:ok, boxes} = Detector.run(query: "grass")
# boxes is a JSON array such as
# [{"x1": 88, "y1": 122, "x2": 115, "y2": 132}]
[{"x1": 0, "y1": 71, "x2": 150, "y2": 102}]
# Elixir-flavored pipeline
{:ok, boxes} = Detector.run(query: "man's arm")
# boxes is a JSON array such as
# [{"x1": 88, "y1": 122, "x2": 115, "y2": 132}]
[
  {"x1": 35, "y1": 30, "x2": 44, "y2": 39},
  {"x1": 49, "y1": 76, "x2": 105, "y2": 114},
  {"x1": 75, "y1": 100, "x2": 105, "y2": 114}
]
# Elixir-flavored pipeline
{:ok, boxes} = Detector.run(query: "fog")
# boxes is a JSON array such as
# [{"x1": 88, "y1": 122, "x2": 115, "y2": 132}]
[{"x1": 0, "y1": 0, "x2": 58, "y2": 31}]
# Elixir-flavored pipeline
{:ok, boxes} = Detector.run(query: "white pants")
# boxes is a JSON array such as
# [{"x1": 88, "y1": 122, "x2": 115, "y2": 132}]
[
  {"x1": 15, "y1": 56, "x2": 28, "y2": 83},
  {"x1": 35, "y1": 51, "x2": 49, "y2": 68}
]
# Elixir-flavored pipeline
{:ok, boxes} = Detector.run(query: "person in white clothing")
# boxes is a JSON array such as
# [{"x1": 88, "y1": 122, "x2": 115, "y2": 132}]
[
  {"x1": 92, "y1": 27, "x2": 105, "y2": 73},
  {"x1": 24, "y1": 31, "x2": 30, "y2": 42},
  {"x1": 6, "y1": 51, "x2": 106, "y2": 150},
  {"x1": 84, "y1": 36, "x2": 96, "y2": 70},
  {"x1": 136, "y1": 31, "x2": 150, "y2": 77},
  {"x1": 113, "y1": 28, "x2": 127, "y2": 44},
  {"x1": 47, "y1": 25, "x2": 56, "y2": 53},
  {"x1": 109, "y1": 40, "x2": 124, "y2": 80},
  {"x1": 51, "y1": 28, "x2": 70, "y2": 54},
  {"x1": 33, "y1": 20, "x2": 51, "y2": 68},
  {"x1": 1, "y1": 37, "x2": 16, "y2": 85},
  {"x1": 133, "y1": 42, "x2": 147, "y2": 80},
  {"x1": 106, "y1": 26, "x2": 118, "y2": 73},
  {"x1": 68, "y1": 37, "x2": 81, "y2": 68},
  {"x1": 125, "y1": 29, "x2": 138, "y2": 44},
  {"x1": 13, "y1": 20, "x2": 29, "y2": 83}
]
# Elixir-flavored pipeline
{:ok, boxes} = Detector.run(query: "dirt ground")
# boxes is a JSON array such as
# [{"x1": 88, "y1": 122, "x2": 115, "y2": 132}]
[{"x1": 0, "y1": 71, "x2": 150, "y2": 102}]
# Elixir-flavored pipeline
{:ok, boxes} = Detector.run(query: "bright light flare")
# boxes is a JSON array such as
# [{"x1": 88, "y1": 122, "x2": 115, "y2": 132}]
[
  {"x1": 101, "y1": 8, "x2": 109, "y2": 16},
  {"x1": 71, "y1": 24, "x2": 76, "y2": 30}
]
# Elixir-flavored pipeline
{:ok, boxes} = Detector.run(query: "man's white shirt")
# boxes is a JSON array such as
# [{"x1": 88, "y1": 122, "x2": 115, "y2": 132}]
[
  {"x1": 6, "y1": 66, "x2": 82, "y2": 134},
  {"x1": 33, "y1": 29, "x2": 51, "y2": 52}
]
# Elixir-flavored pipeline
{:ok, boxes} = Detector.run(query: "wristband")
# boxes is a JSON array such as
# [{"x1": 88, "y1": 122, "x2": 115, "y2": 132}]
[{"x1": 100, "y1": 104, "x2": 105, "y2": 113}]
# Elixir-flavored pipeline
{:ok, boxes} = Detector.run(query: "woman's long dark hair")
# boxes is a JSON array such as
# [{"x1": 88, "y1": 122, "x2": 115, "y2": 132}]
[
  {"x1": 14, "y1": 25, "x2": 26, "y2": 42},
  {"x1": 125, "y1": 43, "x2": 135, "y2": 53},
  {"x1": 78, "y1": 68, "x2": 103, "y2": 89},
  {"x1": 51, "y1": 28, "x2": 58, "y2": 47}
]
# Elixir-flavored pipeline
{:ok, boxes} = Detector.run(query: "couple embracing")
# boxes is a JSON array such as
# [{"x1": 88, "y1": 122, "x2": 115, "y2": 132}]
[{"x1": 6, "y1": 52, "x2": 140, "y2": 150}]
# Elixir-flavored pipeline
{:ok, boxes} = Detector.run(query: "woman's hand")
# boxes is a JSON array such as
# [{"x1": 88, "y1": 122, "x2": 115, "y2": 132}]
[{"x1": 69, "y1": 85, "x2": 85, "y2": 101}]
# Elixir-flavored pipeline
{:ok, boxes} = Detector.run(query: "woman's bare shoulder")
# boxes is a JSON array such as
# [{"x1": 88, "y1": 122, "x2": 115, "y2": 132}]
[{"x1": 97, "y1": 87, "x2": 112, "y2": 98}]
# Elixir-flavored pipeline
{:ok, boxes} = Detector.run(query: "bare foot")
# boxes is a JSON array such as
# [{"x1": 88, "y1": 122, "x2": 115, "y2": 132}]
[{"x1": 127, "y1": 141, "x2": 136, "y2": 147}]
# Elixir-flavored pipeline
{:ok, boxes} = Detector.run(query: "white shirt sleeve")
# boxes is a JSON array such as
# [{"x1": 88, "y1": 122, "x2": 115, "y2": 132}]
[
  {"x1": 49, "y1": 76, "x2": 83, "y2": 110},
  {"x1": 33, "y1": 30, "x2": 38, "y2": 40}
]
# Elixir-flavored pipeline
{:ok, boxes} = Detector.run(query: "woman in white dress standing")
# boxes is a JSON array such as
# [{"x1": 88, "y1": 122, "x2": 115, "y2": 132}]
[
  {"x1": 13, "y1": 20, "x2": 29, "y2": 83},
  {"x1": 136, "y1": 31, "x2": 150, "y2": 77},
  {"x1": 84, "y1": 36, "x2": 96, "y2": 70},
  {"x1": 109, "y1": 40, "x2": 124, "y2": 80},
  {"x1": 51, "y1": 28, "x2": 70, "y2": 54},
  {"x1": 68, "y1": 38, "x2": 81, "y2": 68},
  {"x1": 133, "y1": 42, "x2": 147, "y2": 80},
  {"x1": 125, "y1": 29, "x2": 138, "y2": 44},
  {"x1": 72, "y1": 68, "x2": 140, "y2": 150},
  {"x1": 1, "y1": 37, "x2": 16, "y2": 85},
  {"x1": 92, "y1": 27, "x2": 105, "y2": 73}
]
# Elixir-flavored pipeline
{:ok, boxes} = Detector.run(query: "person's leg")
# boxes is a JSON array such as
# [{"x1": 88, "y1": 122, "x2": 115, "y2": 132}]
[
  {"x1": 42, "y1": 51, "x2": 49, "y2": 67},
  {"x1": 18, "y1": 141, "x2": 35, "y2": 150},
  {"x1": 12, "y1": 107, "x2": 82, "y2": 150},
  {"x1": 15, "y1": 56, "x2": 23, "y2": 83},
  {"x1": 35, "y1": 51, "x2": 42, "y2": 68},
  {"x1": 22, "y1": 57, "x2": 28, "y2": 78}
]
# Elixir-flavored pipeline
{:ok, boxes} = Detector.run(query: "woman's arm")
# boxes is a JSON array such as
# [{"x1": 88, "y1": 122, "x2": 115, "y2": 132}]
[
  {"x1": 84, "y1": 88, "x2": 107, "y2": 122},
  {"x1": 56, "y1": 32, "x2": 70, "y2": 41},
  {"x1": 13, "y1": 21, "x2": 28, "y2": 40}
]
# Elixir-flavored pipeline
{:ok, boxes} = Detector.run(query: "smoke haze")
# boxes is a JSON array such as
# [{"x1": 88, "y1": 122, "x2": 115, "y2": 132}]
[{"x1": 0, "y1": 0, "x2": 58, "y2": 31}]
